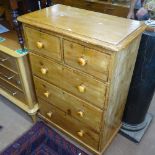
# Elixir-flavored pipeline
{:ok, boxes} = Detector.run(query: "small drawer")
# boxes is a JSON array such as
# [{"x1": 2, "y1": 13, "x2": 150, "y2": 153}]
[
  {"x1": 0, "y1": 77, "x2": 26, "y2": 104},
  {"x1": 34, "y1": 76, "x2": 103, "y2": 132},
  {"x1": 0, "y1": 51, "x2": 18, "y2": 72},
  {"x1": 38, "y1": 99, "x2": 100, "y2": 149},
  {"x1": 24, "y1": 26, "x2": 61, "y2": 61},
  {"x1": 64, "y1": 40, "x2": 111, "y2": 81},
  {"x1": 30, "y1": 53, "x2": 107, "y2": 108},
  {"x1": 0, "y1": 65, "x2": 22, "y2": 89}
]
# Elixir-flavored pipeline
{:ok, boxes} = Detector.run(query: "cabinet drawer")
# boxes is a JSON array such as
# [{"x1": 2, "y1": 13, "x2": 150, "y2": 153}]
[
  {"x1": 0, "y1": 77, "x2": 26, "y2": 104},
  {"x1": 0, "y1": 65, "x2": 22, "y2": 89},
  {"x1": 0, "y1": 51, "x2": 18, "y2": 72},
  {"x1": 38, "y1": 99, "x2": 100, "y2": 149},
  {"x1": 34, "y1": 76, "x2": 103, "y2": 132},
  {"x1": 24, "y1": 26, "x2": 61, "y2": 61},
  {"x1": 30, "y1": 53, "x2": 107, "y2": 108},
  {"x1": 64, "y1": 40, "x2": 111, "y2": 81}
]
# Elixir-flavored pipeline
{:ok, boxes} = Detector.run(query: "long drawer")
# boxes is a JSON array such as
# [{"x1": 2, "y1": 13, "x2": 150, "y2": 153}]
[
  {"x1": 0, "y1": 65, "x2": 22, "y2": 89},
  {"x1": 64, "y1": 40, "x2": 111, "y2": 81},
  {"x1": 0, "y1": 77, "x2": 26, "y2": 104},
  {"x1": 34, "y1": 76, "x2": 103, "y2": 132},
  {"x1": 0, "y1": 51, "x2": 18, "y2": 72},
  {"x1": 30, "y1": 53, "x2": 107, "y2": 108},
  {"x1": 24, "y1": 26, "x2": 61, "y2": 61},
  {"x1": 38, "y1": 98, "x2": 100, "y2": 149}
]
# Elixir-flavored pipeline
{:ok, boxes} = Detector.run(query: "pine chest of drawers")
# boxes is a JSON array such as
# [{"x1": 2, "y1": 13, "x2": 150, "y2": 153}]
[
  {"x1": 18, "y1": 4, "x2": 146, "y2": 154},
  {"x1": 0, "y1": 30, "x2": 38, "y2": 121}
]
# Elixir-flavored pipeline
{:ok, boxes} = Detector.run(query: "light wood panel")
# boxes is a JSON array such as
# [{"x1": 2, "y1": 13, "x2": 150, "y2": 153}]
[
  {"x1": 0, "y1": 29, "x2": 38, "y2": 121},
  {"x1": 18, "y1": 4, "x2": 146, "y2": 52},
  {"x1": 0, "y1": 77, "x2": 26, "y2": 104},
  {"x1": 19, "y1": 4, "x2": 145, "y2": 154},
  {"x1": 30, "y1": 53, "x2": 107, "y2": 108},
  {"x1": 24, "y1": 26, "x2": 61, "y2": 61},
  {"x1": 34, "y1": 76, "x2": 103, "y2": 132},
  {"x1": 38, "y1": 98, "x2": 100, "y2": 149},
  {"x1": 100, "y1": 36, "x2": 142, "y2": 150},
  {"x1": 0, "y1": 30, "x2": 26, "y2": 58},
  {"x1": 0, "y1": 65, "x2": 22, "y2": 90},
  {"x1": 0, "y1": 51, "x2": 18, "y2": 72},
  {"x1": 64, "y1": 39, "x2": 111, "y2": 81}
]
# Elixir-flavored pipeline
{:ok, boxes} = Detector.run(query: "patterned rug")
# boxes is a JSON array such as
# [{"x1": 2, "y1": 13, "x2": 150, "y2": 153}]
[{"x1": 1, "y1": 121, "x2": 88, "y2": 155}]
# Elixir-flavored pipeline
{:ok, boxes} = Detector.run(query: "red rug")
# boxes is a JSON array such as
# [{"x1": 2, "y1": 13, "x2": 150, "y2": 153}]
[{"x1": 1, "y1": 121, "x2": 88, "y2": 155}]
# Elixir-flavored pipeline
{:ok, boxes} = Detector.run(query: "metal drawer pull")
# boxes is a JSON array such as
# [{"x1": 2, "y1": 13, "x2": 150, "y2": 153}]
[
  {"x1": 0, "y1": 84, "x2": 18, "y2": 96},
  {"x1": 40, "y1": 68, "x2": 48, "y2": 75},
  {"x1": 77, "y1": 84, "x2": 86, "y2": 93},
  {"x1": 0, "y1": 57, "x2": 9, "y2": 62},
  {"x1": 12, "y1": 92, "x2": 17, "y2": 96},
  {"x1": 77, "y1": 130, "x2": 84, "y2": 137},
  {"x1": 17, "y1": 80, "x2": 21, "y2": 85},
  {"x1": 77, "y1": 111, "x2": 84, "y2": 117},
  {"x1": 78, "y1": 57, "x2": 87, "y2": 66},
  {"x1": 47, "y1": 111, "x2": 53, "y2": 118},
  {"x1": 36, "y1": 41, "x2": 44, "y2": 49},
  {"x1": 0, "y1": 72, "x2": 15, "y2": 80},
  {"x1": 44, "y1": 91, "x2": 50, "y2": 98},
  {"x1": 7, "y1": 75, "x2": 15, "y2": 80}
]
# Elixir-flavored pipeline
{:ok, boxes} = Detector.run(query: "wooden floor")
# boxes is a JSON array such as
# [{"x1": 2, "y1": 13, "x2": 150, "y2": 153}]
[{"x1": 0, "y1": 94, "x2": 155, "y2": 155}]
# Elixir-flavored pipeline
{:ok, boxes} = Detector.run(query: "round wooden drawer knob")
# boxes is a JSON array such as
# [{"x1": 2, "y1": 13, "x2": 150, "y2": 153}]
[
  {"x1": 78, "y1": 57, "x2": 87, "y2": 66},
  {"x1": 78, "y1": 85, "x2": 86, "y2": 93},
  {"x1": 77, "y1": 111, "x2": 84, "y2": 117},
  {"x1": 41, "y1": 68, "x2": 48, "y2": 75},
  {"x1": 47, "y1": 111, "x2": 53, "y2": 118},
  {"x1": 77, "y1": 130, "x2": 84, "y2": 137},
  {"x1": 36, "y1": 41, "x2": 44, "y2": 49},
  {"x1": 44, "y1": 91, "x2": 50, "y2": 98}
]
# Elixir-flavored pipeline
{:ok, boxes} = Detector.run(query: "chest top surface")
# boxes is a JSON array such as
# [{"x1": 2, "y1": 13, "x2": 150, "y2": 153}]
[
  {"x1": 18, "y1": 4, "x2": 146, "y2": 51},
  {"x1": 0, "y1": 30, "x2": 27, "y2": 58}
]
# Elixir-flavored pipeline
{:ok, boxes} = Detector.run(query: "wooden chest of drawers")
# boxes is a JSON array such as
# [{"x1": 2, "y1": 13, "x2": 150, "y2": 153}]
[
  {"x1": 0, "y1": 30, "x2": 38, "y2": 121},
  {"x1": 18, "y1": 4, "x2": 145, "y2": 154}
]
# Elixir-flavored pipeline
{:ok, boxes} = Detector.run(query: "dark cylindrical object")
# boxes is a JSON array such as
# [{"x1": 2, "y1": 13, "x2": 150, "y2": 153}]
[{"x1": 123, "y1": 31, "x2": 155, "y2": 129}]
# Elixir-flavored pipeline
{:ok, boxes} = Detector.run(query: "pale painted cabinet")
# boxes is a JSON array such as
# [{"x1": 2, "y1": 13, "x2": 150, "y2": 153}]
[{"x1": 0, "y1": 30, "x2": 38, "y2": 121}]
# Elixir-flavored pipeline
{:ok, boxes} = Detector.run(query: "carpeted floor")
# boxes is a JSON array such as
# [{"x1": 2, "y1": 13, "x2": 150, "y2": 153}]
[
  {"x1": 1, "y1": 121, "x2": 88, "y2": 155},
  {"x1": 0, "y1": 94, "x2": 155, "y2": 155}
]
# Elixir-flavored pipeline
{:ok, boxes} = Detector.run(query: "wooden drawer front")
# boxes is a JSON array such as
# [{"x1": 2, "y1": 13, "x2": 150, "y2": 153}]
[
  {"x1": 64, "y1": 40, "x2": 111, "y2": 81},
  {"x1": 34, "y1": 76, "x2": 103, "y2": 132},
  {"x1": 0, "y1": 65, "x2": 22, "y2": 89},
  {"x1": 24, "y1": 26, "x2": 61, "y2": 61},
  {"x1": 0, "y1": 78, "x2": 26, "y2": 104},
  {"x1": 0, "y1": 51, "x2": 18, "y2": 72},
  {"x1": 38, "y1": 99, "x2": 100, "y2": 149},
  {"x1": 30, "y1": 53, "x2": 107, "y2": 108}
]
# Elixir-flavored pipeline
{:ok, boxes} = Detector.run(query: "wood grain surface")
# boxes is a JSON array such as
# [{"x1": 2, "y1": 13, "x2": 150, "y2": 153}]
[
  {"x1": 38, "y1": 98, "x2": 100, "y2": 149},
  {"x1": 34, "y1": 76, "x2": 103, "y2": 132},
  {"x1": 24, "y1": 26, "x2": 61, "y2": 61},
  {"x1": 30, "y1": 53, "x2": 107, "y2": 108},
  {"x1": 19, "y1": 4, "x2": 145, "y2": 154},
  {"x1": 64, "y1": 39, "x2": 111, "y2": 81},
  {"x1": 0, "y1": 65, "x2": 22, "y2": 90},
  {"x1": 0, "y1": 52, "x2": 18, "y2": 72},
  {"x1": 18, "y1": 4, "x2": 146, "y2": 51}
]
